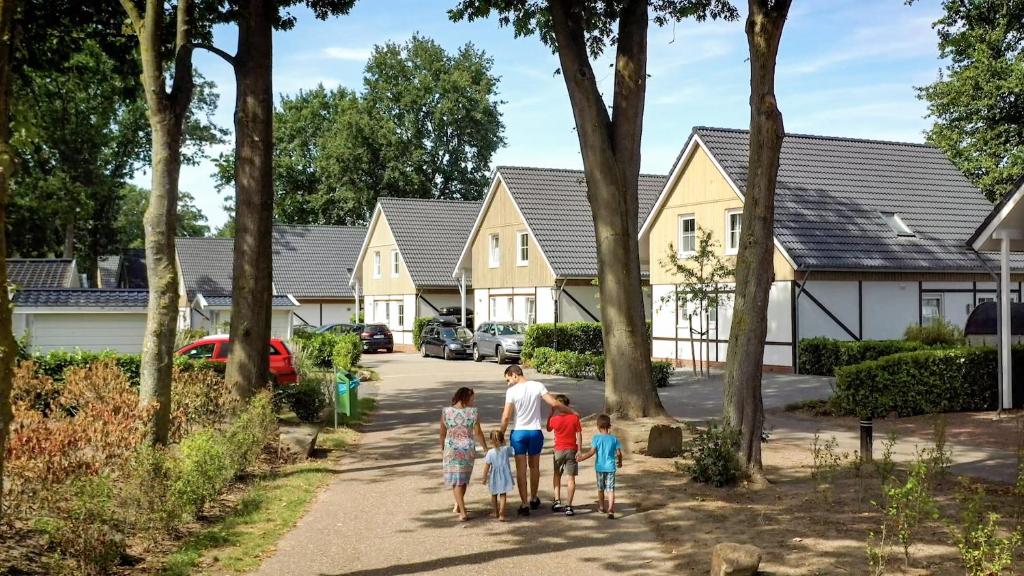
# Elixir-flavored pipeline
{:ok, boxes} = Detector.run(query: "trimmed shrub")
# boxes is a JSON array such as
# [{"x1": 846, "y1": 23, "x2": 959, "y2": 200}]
[
  {"x1": 413, "y1": 316, "x2": 433, "y2": 348},
  {"x1": 681, "y1": 422, "x2": 741, "y2": 487},
  {"x1": 296, "y1": 332, "x2": 344, "y2": 368},
  {"x1": 40, "y1": 475, "x2": 125, "y2": 575},
  {"x1": 170, "y1": 363, "x2": 234, "y2": 441},
  {"x1": 225, "y1": 393, "x2": 277, "y2": 472},
  {"x1": 904, "y1": 318, "x2": 966, "y2": 346},
  {"x1": 833, "y1": 347, "x2": 998, "y2": 417},
  {"x1": 531, "y1": 347, "x2": 603, "y2": 380},
  {"x1": 652, "y1": 361, "x2": 674, "y2": 388},
  {"x1": 332, "y1": 332, "x2": 362, "y2": 372},
  {"x1": 285, "y1": 378, "x2": 328, "y2": 423},
  {"x1": 522, "y1": 322, "x2": 604, "y2": 359},
  {"x1": 798, "y1": 337, "x2": 930, "y2": 376},
  {"x1": 170, "y1": 429, "x2": 234, "y2": 516},
  {"x1": 29, "y1": 350, "x2": 143, "y2": 386}
]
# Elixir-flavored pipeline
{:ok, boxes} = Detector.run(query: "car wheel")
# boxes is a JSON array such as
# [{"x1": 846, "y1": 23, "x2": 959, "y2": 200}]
[
  {"x1": 386, "y1": 347, "x2": 393, "y2": 353},
  {"x1": 444, "y1": 347, "x2": 452, "y2": 361},
  {"x1": 421, "y1": 344, "x2": 428, "y2": 358},
  {"x1": 496, "y1": 345, "x2": 506, "y2": 364},
  {"x1": 473, "y1": 345, "x2": 483, "y2": 362}
]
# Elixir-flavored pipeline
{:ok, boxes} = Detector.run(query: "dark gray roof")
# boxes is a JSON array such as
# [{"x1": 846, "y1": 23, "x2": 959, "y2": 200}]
[
  {"x1": 378, "y1": 198, "x2": 481, "y2": 288},
  {"x1": 693, "y1": 127, "x2": 998, "y2": 272},
  {"x1": 272, "y1": 225, "x2": 366, "y2": 298},
  {"x1": 497, "y1": 166, "x2": 665, "y2": 278},
  {"x1": 97, "y1": 256, "x2": 120, "y2": 288},
  {"x1": 12, "y1": 289, "x2": 148, "y2": 309},
  {"x1": 177, "y1": 226, "x2": 366, "y2": 300},
  {"x1": 200, "y1": 294, "x2": 298, "y2": 308},
  {"x1": 7, "y1": 259, "x2": 76, "y2": 289}
]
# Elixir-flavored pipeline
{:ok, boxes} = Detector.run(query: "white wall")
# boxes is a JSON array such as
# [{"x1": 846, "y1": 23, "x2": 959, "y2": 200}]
[
  {"x1": 797, "y1": 281, "x2": 859, "y2": 340},
  {"x1": 190, "y1": 308, "x2": 294, "y2": 340},
  {"x1": 20, "y1": 312, "x2": 147, "y2": 354},
  {"x1": 861, "y1": 281, "x2": 919, "y2": 340},
  {"x1": 293, "y1": 300, "x2": 356, "y2": 326},
  {"x1": 559, "y1": 284, "x2": 600, "y2": 322},
  {"x1": 365, "y1": 293, "x2": 418, "y2": 345}
]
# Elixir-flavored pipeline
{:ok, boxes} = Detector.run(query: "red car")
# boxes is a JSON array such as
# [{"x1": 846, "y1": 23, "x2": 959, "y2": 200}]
[{"x1": 176, "y1": 335, "x2": 299, "y2": 385}]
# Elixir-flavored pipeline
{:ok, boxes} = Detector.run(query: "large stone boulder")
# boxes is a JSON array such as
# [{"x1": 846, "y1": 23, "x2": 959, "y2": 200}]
[
  {"x1": 710, "y1": 543, "x2": 762, "y2": 576},
  {"x1": 646, "y1": 424, "x2": 683, "y2": 458},
  {"x1": 279, "y1": 424, "x2": 321, "y2": 460}
]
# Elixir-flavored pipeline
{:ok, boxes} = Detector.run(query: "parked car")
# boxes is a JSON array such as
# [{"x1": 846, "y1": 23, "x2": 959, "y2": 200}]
[
  {"x1": 354, "y1": 323, "x2": 394, "y2": 353},
  {"x1": 472, "y1": 321, "x2": 526, "y2": 364},
  {"x1": 175, "y1": 335, "x2": 298, "y2": 385},
  {"x1": 317, "y1": 323, "x2": 355, "y2": 335},
  {"x1": 437, "y1": 306, "x2": 474, "y2": 328},
  {"x1": 420, "y1": 322, "x2": 474, "y2": 360}
]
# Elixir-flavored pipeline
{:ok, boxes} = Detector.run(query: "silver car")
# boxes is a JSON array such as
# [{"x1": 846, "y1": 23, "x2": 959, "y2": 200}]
[{"x1": 472, "y1": 321, "x2": 526, "y2": 364}]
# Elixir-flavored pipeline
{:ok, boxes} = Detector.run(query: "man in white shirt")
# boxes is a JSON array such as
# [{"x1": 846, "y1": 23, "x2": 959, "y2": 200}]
[{"x1": 499, "y1": 364, "x2": 576, "y2": 517}]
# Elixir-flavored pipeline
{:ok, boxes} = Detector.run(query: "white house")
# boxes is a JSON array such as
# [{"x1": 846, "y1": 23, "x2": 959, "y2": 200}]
[
  {"x1": 350, "y1": 197, "x2": 482, "y2": 347},
  {"x1": 13, "y1": 289, "x2": 149, "y2": 353},
  {"x1": 640, "y1": 126, "x2": 1019, "y2": 372},
  {"x1": 452, "y1": 166, "x2": 663, "y2": 326}
]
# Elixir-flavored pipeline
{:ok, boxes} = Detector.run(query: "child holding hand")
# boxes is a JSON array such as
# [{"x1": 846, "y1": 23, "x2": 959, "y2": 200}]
[
  {"x1": 576, "y1": 414, "x2": 623, "y2": 519},
  {"x1": 481, "y1": 430, "x2": 515, "y2": 521}
]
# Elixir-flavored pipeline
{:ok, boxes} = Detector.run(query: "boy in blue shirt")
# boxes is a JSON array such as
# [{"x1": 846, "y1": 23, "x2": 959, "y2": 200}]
[{"x1": 576, "y1": 414, "x2": 623, "y2": 519}]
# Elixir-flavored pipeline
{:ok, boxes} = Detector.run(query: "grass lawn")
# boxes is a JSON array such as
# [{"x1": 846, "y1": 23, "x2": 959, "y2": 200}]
[{"x1": 159, "y1": 396, "x2": 376, "y2": 575}]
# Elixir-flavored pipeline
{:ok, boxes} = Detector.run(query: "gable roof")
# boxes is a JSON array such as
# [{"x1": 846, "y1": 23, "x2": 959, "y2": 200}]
[
  {"x1": 647, "y1": 126, "x2": 998, "y2": 272},
  {"x1": 176, "y1": 237, "x2": 235, "y2": 299},
  {"x1": 357, "y1": 198, "x2": 481, "y2": 289},
  {"x1": 457, "y1": 167, "x2": 665, "y2": 279},
  {"x1": 12, "y1": 289, "x2": 148, "y2": 309},
  {"x1": 7, "y1": 259, "x2": 77, "y2": 289}
]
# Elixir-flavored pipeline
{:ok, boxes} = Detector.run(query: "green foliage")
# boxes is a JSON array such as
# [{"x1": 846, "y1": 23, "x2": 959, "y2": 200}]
[
  {"x1": 294, "y1": 332, "x2": 344, "y2": 368},
  {"x1": 651, "y1": 361, "x2": 674, "y2": 388},
  {"x1": 833, "y1": 347, "x2": 998, "y2": 417},
  {"x1": 39, "y1": 475, "x2": 125, "y2": 576},
  {"x1": 116, "y1": 186, "x2": 211, "y2": 249},
  {"x1": 530, "y1": 347, "x2": 604, "y2": 380},
  {"x1": 951, "y1": 481, "x2": 1020, "y2": 576},
  {"x1": 917, "y1": 0, "x2": 1024, "y2": 201},
  {"x1": 413, "y1": 317, "x2": 433, "y2": 348},
  {"x1": 811, "y1": 434, "x2": 847, "y2": 484},
  {"x1": 883, "y1": 458, "x2": 939, "y2": 568},
  {"x1": 798, "y1": 337, "x2": 931, "y2": 376},
  {"x1": 903, "y1": 317, "x2": 965, "y2": 346},
  {"x1": 224, "y1": 393, "x2": 277, "y2": 473},
  {"x1": 215, "y1": 34, "x2": 505, "y2": 225},
  {"x1": 522, "y1": 322, "x2": 605, "y2": 359},
  {"x1": 284, "y1": 379, "x2": 328, "y2": 423},
  {"x1": 170, "y1": 429, "x2": 234, "y2": 517},
  {"x1": 681, "y1": 422, "x2": 741, "y2": 487},
  {"x1": 332, "y1": 333, "x2": 363, "y2": 372}
]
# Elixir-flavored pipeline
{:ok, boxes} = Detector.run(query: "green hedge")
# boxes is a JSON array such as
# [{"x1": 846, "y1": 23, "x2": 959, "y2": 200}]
[
  {"x1": 332, "y1": 333, "x2": 362, "y2": 371},
  {"x1": 413, "y1": 317, "x2": 433, "y2": 349},
  {"x1": 532, "y1": 347, "x2": 674, "y2": 387},
  {"x1": 294, "y1": 332, "x2": 345, "y2": 368},
  {"x1": 23, "y1": 350, "x2": 218, "y2": 387},
  {"x1": 652, "y1": 361, "x2": 674, "y2": 388},
  {"x1": 798, "y1": 337, "x2": 931, "y2": 376},
  {"x1": 522, "y1": 321, "x2": 653, "y2": 361},
  {"x1": 833, "y1": 347, "x2": 999, "y2": 417}
]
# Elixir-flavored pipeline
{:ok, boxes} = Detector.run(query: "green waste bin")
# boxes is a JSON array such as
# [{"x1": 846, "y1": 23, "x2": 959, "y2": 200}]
[{"x1": 335, "y1": 370, "x2": 361, "y2": 419}]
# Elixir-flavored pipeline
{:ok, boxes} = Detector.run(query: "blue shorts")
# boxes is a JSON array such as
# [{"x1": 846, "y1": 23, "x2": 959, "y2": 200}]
[{"x1": 509, "y1": 430, "x2": 544, "y2": 456}]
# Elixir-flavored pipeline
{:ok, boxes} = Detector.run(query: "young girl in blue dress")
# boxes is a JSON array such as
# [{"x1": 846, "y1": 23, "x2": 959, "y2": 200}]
[{"x1": 481, "y1": 430, "x2": 515, "y2": 521}]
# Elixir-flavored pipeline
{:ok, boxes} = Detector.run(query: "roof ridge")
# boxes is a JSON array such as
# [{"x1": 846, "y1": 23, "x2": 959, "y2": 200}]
[
  {"x1": 7, "y1": 258, "x2": 73, "y2": 262},
  {"x1": 379, "y1": 196, "x2": 481, "y2": 205},
  {"x1": 18, "y1": 288, "x2": 148, "y2": 292},
  {"x1": 498, "y1": 165, "x2": 666, "y2": 178},
  {"x1": 273, "y1": 223, "x2": 367, "y2": 229},
  {"x1": 694, "y1": 125, "x2": 934, "y2": 149}
]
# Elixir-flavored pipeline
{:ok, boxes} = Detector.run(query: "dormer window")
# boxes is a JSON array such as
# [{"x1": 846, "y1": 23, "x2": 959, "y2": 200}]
[{"x1": 881, "y1": 212, "x2": 915, "y2": 237}]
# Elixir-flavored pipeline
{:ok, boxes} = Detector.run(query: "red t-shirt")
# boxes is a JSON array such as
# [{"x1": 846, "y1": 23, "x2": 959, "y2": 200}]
[{"x1": 548, "y1": 413, "x2": 582, "y2": 451}]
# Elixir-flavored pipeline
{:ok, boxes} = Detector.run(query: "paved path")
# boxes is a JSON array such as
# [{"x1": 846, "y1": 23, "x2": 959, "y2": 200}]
[{"x1": 254, "y1": 354, "x2": 676, "y2": 576}]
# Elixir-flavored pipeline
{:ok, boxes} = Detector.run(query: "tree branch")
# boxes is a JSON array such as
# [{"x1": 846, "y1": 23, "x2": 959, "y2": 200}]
[
  {"x1": 191, "y1": 43, "x2": 237, "y2": 67},
  {"x1": 171, "y1": 0, "x2": 196, "y2": 118},
  {"x1": 119, "y1": 0, "x2": 143, "y2": 34}
]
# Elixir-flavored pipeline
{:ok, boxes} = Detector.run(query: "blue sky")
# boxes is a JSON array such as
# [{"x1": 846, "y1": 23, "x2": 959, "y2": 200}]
[{"x1": 152, "y1": 0, "x2": 947, "y2": 229}]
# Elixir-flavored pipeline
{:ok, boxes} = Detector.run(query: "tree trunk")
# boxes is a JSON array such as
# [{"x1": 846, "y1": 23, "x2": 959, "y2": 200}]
[
  {"x1": 723, "y1": 0, "x2": 792, "y2": 477},
  {"x1": 225, "y1": 0, "x2": 274, "y2": 400},
  {"x1": 122, "y1": 0, "x2": 195, "y2": 445},
  {"x1": 547, "y1": 0, "x2": 666, "y2": 418},
  {"x1": 62, "y1": 220, "x2": 74, "y2": 259},
  {"x1": 0, "y1": 0, "x2": 20, "y2": 521}
]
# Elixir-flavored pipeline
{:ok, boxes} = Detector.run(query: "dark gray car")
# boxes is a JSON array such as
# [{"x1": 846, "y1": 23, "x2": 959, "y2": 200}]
[{"x1": 471, "y1": 321, "x2": 526, "y2": 364}]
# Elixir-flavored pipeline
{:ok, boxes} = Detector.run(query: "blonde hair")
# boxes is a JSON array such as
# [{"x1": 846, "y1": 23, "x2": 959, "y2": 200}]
[{"x1": 489, "y1": 430, "x2": 505, "y2": 447}]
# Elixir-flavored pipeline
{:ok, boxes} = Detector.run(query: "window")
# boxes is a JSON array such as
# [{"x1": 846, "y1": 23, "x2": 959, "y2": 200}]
[
  {"x1": 488, "y1": 233, "x2": 500, "y2": 267},
  {"x1": 397, "y1": 303, "x2": 405, "y2": 327},
  {"x1": 881, "y1": 212, "x2": 915, "y2": 237},
  {"x1": 677, "y1": 215, "x2": 696, "y2": 256},
  {"x1": 977, "y1": 296, "x2": 996, "y2": 305},
  {"x1": 516, "y1": 231, "x2": 529, "y2": 266},
  {"x1": 490, "y1": 298, "x2": 497, "y2": 319},
  {"x1": 186, "y1": 343, "x2": 216, "y2": 359},
  {"x1": 390, "y1": 250, "x2": 400, "y2": 277},
  {"x1": 526, "y1": 297, "x2": 536, "y2": 324},
  {"x1": 726, "y1": 209, "x2": 742, "y2": 254},
  {"x1": 922, "y1": 294, "x2": 943, "y2": 325},
  {"x1": 373, "y1": 251, "x2": 381, "y2": 278}
]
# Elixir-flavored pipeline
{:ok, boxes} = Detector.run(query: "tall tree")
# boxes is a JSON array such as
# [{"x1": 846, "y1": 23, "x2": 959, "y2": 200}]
[
  {"x1": 0, "y1": 0, "x2": 17, "y2": 521},
  {"x1": 916, "y1": 0, "x2": 1024, "y2": 201},
  {"x1": 117, "y1": 185, "x2": 210, "y2": 248},
  {"x1": 119, "y1": 0, "x2": 202, "y2": 444},
  {"x1": 723, "y1": 0, "x2": 792, "y2": 477},
  {"x1": 451, "y1": 0, "x2": 736, "y2": 417}
]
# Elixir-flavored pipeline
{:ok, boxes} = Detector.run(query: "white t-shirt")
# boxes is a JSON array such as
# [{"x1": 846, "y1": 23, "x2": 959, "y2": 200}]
[{"x1": 505, "y1": 380, "x2": 549, "y2": 431}]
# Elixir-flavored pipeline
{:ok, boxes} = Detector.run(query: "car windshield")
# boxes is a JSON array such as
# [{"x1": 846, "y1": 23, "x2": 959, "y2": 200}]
[
  {"x1": 441, "y1": 327, "x2": 473, "y2": 341},
  {"x1": 494, "y1": 323, "x2": 524, "y2": 336}
]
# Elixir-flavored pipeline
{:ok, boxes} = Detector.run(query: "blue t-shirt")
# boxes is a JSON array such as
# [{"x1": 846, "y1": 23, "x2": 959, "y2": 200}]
[{"x1": 591, "y1": 433, "x2": 621, "y2": 473}]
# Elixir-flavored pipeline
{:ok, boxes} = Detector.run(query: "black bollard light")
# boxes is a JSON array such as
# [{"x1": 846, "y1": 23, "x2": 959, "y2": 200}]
[{"x1": 860, "y1": 417, "x2": 873, "y2": 464}]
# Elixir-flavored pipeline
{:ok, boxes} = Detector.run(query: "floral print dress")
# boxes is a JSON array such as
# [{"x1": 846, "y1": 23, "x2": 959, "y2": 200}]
[{"x1": 442, "y1": 406, "x2": 478, "y2": 487}]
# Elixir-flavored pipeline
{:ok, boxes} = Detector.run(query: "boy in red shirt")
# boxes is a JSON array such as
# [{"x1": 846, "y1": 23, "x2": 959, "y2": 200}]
[{"x1": 546, "y1": 394, "x2": 583, "y2": 516}]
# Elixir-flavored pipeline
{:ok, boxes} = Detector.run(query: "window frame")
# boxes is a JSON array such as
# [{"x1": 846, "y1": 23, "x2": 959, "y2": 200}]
[
  {"x1": 526, "y1": 296, "x2": 536, "y2": 324},
  {"x1": 725, "y1": 209, "x2": 743, "y2": 255},
  {"x1": 516, "y1": 230, "x2": 529, "y2": 266},
  {"x1": 488, "y1": 233, "x2": 501, "y2": 268},
  {"x1": 921, "y1": 293, "x2": 943, "y2": 325},
  {"x1": 390, "y1": 249, "x2": 400, "y2": 278},
  {"x1": 372, "y1": 251, "x2": 382, "y2": 278},
  {"x1": 677, "y1": 214, "x2": 696, "y2": 257},
  {"x1": 397, "y1": 303, "x2": 405, "y2": 327}
]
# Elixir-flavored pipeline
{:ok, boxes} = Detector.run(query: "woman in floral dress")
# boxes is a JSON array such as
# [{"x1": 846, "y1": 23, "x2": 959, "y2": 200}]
[{"x1": 440, "y1": 387, "x2": 488, "y2": 521}]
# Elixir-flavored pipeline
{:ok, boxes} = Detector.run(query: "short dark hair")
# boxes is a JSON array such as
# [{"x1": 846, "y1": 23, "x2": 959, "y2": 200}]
[
  {"x1": 451, "y1": 387, "x2": 474, "y2": 406},
  {"x1": 555, "y1": 394, "x2": 570, "y2": 406},
  {"x1": 504, "y1": 364, "x2": 524, "y2": 378},
  {"x1": 596, "y1": 414, "x2": 612, "y2": 430}
]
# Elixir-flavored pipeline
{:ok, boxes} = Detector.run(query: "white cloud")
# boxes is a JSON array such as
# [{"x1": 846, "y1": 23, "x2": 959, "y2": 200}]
[
  {"x1": 321, "y1": 46, "x2": 372, "y2": 61},
  {"x1": 783, "y1": 15, "x2": 938, "y2": 76}
]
